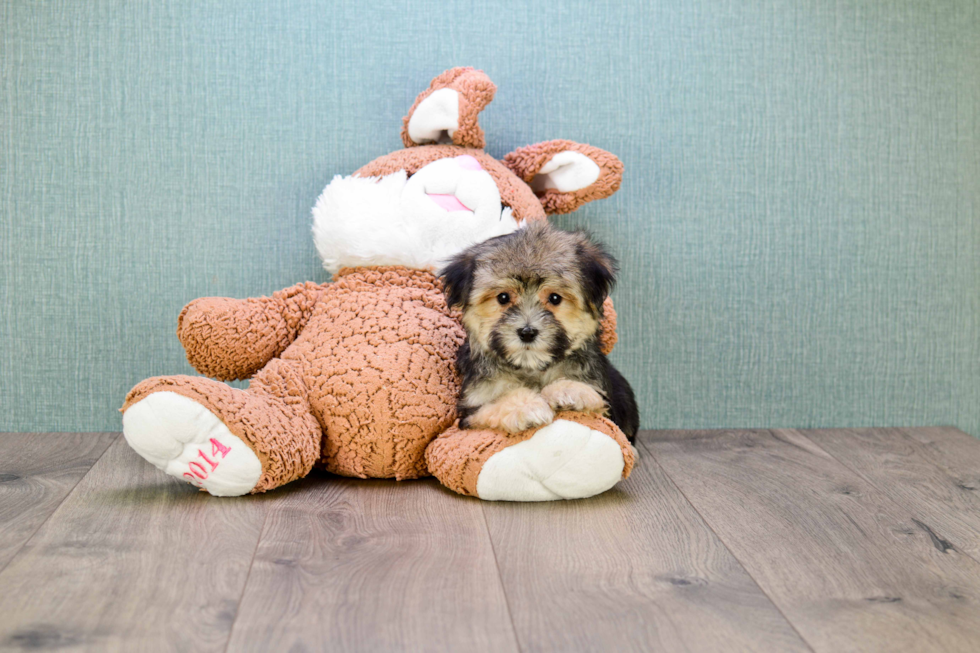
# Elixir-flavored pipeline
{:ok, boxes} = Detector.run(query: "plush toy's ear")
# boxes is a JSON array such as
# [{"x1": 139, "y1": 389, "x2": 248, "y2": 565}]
[
  {"x1": 502, "y1": 140, "x2": 623, "y2": 215},
  {"x1": 402, "y1": 67, "x2": 496, "y2": 149},
  {"x1": 439, "y1": 251, "x2": 478, "y2": 309}
]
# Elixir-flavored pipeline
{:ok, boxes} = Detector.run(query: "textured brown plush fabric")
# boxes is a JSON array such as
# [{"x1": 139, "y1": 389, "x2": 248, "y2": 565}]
[
  {"x1": 301, "y1": 267, "x2": 463, "y2": 479},
  {"x1": 125, "y1": 266, "x2": 463, "y2": 490},
  {"x1": 355, "y1": 145, "x2": 548, "y2": 225},
  {"x1": 177, "y1": 281, "x2": 327, "y2": 381},
  {"x1": 599, "y1": 297, "x2": 618, "y2": 356},
  {"x1": 503, "y1": 140, "x2": 625, "y2": 215},
  {"x1": 122, "y1": 361, "x2": 322, "y2": 493},
  {"x1": 425, "y1": 411, "x2": 635, "y2": 497},
  {"x1": 401, "y1": 67, "x2": 496, "y2": 149}
]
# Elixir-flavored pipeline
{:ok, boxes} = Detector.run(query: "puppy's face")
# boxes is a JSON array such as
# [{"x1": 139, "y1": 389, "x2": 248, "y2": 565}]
[{"x1": 442, "y1": 222, "x2": 617, "y2": 371}]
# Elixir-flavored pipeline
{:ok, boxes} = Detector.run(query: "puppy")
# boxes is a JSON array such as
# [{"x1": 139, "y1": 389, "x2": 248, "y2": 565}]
[{"x1": 440, "y1": 221, "x2": 639, "y2": 442}]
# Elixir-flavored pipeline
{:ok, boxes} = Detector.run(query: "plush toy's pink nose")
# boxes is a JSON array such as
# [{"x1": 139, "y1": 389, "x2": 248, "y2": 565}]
[
  {"x1": 456, "y1": 155, "x2": 483, "y2": 171},
  {"x1": 428, "y1": 194, "x2": 471, "y2": 212}
]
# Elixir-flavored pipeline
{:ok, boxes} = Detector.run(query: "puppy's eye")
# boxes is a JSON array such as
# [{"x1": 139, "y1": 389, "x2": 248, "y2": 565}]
[
  {"x1": 496, "y1": 292, "x2": 510, "y2": 305},
  {"x1": 548, "y1": 293, "x2": 562, "y2": 306}
]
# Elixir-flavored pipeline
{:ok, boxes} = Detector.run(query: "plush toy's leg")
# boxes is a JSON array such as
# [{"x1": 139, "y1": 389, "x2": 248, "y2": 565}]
[
  {"x1": 121, "y1": 359, "x2": 321, "y2": 496},
  {"x1": 425, "y1": 412, "x2": 635, "y2": 501}
]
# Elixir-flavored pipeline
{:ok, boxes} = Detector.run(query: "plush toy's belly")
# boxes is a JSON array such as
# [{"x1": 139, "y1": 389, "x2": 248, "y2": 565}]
[{"x1": 281, "y1": 268, "x2": 464, "y2": 479}]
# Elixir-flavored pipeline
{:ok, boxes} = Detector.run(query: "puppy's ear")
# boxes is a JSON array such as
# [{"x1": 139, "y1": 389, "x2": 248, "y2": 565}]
[
  {"x1": 575, "y1": 236, "x2": 618, "y2": 312},
  {"x1": 439, "y1": 252, "x2": 478, "y2": 309}
]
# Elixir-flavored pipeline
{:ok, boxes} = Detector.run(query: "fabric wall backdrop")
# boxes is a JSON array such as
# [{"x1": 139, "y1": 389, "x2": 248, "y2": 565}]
[{"x1": 1, "y1": 1, "x2": 978, "y2": 435}]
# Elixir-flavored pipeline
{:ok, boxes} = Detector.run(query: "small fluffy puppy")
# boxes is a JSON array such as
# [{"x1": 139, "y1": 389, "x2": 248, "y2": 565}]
[{"x1": 440, "y1": 222, "x2": 639, "y2": 441}]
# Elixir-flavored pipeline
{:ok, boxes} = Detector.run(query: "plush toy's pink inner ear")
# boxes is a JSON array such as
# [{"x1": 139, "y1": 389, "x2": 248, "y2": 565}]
[{"x1": 530, "y1": 151, "x2": 601, "y2": 194}]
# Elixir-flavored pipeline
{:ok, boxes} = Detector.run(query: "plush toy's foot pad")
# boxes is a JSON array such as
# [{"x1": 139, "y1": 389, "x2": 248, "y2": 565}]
[
  {"x1": 476, "y1": 419, "x2": 625, "y2": 501},
  {"x1": 123, "y1": 391, "x2": 262, "y2": 497}
]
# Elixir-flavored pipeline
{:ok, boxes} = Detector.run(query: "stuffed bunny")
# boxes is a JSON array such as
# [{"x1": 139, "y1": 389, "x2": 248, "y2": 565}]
[{"x1": 122, "y1": 67, "x2": 634, "y2": 501}]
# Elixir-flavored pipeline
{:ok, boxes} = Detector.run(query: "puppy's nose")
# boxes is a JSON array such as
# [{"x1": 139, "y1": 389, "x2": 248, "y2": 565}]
[{"x1": 517, "y1": 326, "x2": 539, "y2": 343}]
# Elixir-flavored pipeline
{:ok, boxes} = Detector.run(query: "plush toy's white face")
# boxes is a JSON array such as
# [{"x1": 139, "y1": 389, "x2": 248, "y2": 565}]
[
  {"x1": 313, "y1": 66, "x2": 624, "y2": 275},
  {"x1": 313, "y1": 154, "x2": 520, "y2": 274}
]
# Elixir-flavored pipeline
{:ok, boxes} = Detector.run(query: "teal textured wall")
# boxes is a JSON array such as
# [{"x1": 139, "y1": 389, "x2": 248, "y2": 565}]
[{"x1": 1, "y1": 1, "x2": 978, "y2": 435}]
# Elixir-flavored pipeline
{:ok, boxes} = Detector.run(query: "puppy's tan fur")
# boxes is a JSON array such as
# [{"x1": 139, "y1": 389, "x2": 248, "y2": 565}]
[
  {"x1": 540, "y1": 379, "x2": 606, "y2": 413},
  {"x1": 467, "y1": 387, "x2": 555, "y2": 433},
  {"x1": 463, "y1": 283, "x2": 599, "y2": 358}
]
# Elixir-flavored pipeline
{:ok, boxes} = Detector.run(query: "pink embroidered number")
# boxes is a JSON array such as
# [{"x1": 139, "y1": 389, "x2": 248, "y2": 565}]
[
  {"x1": 211, "y1": 438, "x2": 231, "y2": 457},
  {"x1": 182, "y1": 438, "x2": 232, "y2": 487},
  {"x1": 197, "y1": 450, "x2": 218, "y2": 471},
  {"x1": 188, "y1": 461, "x2": 209, "y2": 478}
]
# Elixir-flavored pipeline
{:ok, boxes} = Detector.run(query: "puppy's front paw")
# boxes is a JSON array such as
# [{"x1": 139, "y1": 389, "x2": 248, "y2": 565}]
[
  {"x1": 469, "y1": 388, "x2": 554, "y2": 434},
  {"x1": 541, "y1": 380, "x2": 607, "y2": 414}
]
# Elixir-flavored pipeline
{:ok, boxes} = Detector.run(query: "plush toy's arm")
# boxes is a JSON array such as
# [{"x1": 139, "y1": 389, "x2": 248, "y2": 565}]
[
  {"x1": 177, "y1": 281, "x2": 329, "y2": 381},
  {"x1": 599, "y1": 297, "x2": 618, "y2": 356}
]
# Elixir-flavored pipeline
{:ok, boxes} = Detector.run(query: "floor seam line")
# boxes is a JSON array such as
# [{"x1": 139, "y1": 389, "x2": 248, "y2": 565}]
[
  {"x1": 480, "y1": 504, "x2": 524, "y2": 653},
  {"x1": 637, "y1": 432, "x2": 818, "y2": 653},
  {"x1": 222, "y1": 504, "x2": 271, "y2": 653},
  {"x1": 0, "y1": 432, "x2": 120, "y2": 579}
]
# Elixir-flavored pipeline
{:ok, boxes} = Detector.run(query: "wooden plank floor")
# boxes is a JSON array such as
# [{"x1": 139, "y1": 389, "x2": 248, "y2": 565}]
[{"x1": 1, "y1": 428, "x2": 979, "y2": 652}]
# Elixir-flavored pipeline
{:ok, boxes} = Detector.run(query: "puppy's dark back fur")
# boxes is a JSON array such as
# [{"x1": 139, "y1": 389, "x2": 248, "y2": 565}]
[{"x1": 605, "y1": 362, "x2": 639, "y2": 440}]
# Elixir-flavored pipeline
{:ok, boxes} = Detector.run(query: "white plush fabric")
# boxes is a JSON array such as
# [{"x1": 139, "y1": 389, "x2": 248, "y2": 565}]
[
  {"x1": 476, "y1": 419, "x2": 625, "y2": 501},
  {"x1": 313, "y1": 157, "x2": 520, "y2": 274},
  {"x1": 530, "y1": 150, "x2": 601, "y2": 193},
  {"x1": 122, "y1": 391, "x2": 262, "y2": 497},
  {"x1": 407, "y1": 88, "x2": 459, "y2": 144}
]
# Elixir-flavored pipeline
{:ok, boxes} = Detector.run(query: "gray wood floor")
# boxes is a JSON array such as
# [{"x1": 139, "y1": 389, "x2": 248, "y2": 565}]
[{"x1": 1, "y1": 428, "x2": 979, "y2": 652}]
